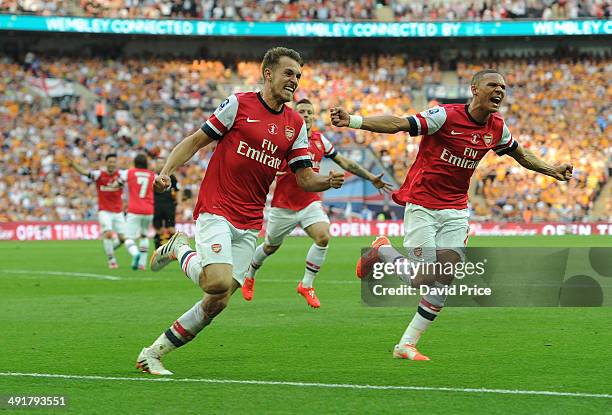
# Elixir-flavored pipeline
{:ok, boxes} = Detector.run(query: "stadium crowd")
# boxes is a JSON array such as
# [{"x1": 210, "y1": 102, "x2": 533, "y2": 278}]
[
  {"x1": 0, "y1": 52, "x2": 609, "y2": 223},
  {"x1": 0, "y1": 0, "x2": 609, "y2": 20}
]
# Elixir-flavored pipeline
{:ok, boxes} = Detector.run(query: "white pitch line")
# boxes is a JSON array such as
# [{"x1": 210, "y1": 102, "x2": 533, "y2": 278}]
[
  {"x1": 0, "y1": 372, "x2": 610, "y2": 399},
  {"x1": 0, "y1": 269, "x2": 121, "y2": 281}
]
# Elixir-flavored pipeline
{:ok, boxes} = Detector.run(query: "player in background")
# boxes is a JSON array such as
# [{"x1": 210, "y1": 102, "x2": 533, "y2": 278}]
[
  {"x1": 68, "y1": 154, "x2": 126, "y2": 269},
  {"x1": 119, "y1": 153, "x2": 156, "y2": 270},
  {"x1": 242, "y1": 98, "x2": 393, "y2": 307},
  {"x1": 153, "y1": 157, "x2": 180, "y2": 249},
  {"x1": 135, "y1": 47, "x2": 344, "y2": 375},
  {"x1": 331, "y1": 69, "x2": 573, "y2": 360}
]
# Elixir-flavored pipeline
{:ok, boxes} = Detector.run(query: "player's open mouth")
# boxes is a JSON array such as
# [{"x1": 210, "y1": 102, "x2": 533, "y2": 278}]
[
  {"x1": 490, "y1": 96, "x2": 502, "y2": 104},
  {"x1": 284, "y1": 85, "x2": 295, "y2": 93}
]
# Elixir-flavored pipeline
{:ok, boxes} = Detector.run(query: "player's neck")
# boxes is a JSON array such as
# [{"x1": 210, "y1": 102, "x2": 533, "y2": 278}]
[
  {"x1": 466, "y1": 102, "x2": 490, "y2": 125},
  {"x1": 259, "y1": 90, "x2": 284, "y2": 112}
]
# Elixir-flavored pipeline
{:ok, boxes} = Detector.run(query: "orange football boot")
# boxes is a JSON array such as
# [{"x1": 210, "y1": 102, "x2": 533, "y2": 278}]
[
  {"x1": 242, "y1": 277, "x2": 255, "y2": 301},
  {"x1": 297, "y1": 282, "x2": 320, "y2": 308},
  {"x1": 393, "y1": 343, "x2": 430, "y2": 361},
  {"x1": 355, "y1": 236, "x2": 391, "y2": 279}
]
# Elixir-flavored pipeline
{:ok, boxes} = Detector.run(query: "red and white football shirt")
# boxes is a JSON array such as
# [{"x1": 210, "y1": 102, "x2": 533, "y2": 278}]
[
  {"x1": 272, "y1": 131, "x2": 337, "y2": 211},
  {"x1": 119, "y1": 168, "x2": 155, "y2": 215},
  {"x1": 196, "y1": 92, "x2": 312, "y2": 229},
  {"x1": 89, "y1": 170, "x2": 122, "y2": 213},
  {"x1": 394, "y1": 104, "x2": 517, "y2": 210}
]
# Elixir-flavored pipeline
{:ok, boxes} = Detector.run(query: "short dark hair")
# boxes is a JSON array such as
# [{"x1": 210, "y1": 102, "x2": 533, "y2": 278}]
[
  {"x1": 105, "y1": 153, "x2": 117, "y2": 161},
  {"x1": 471, "y1": 69, "x2": 505, "y2": 86},
  {"x1": 134, "y1": 153, "x2": 148, "y2": 169},
  {"x1": 261, "y1": 47, "x2": 303, "y2": 79},
  {"x1": 295, "y1": 98, "x2": 313, "y2": 107}
]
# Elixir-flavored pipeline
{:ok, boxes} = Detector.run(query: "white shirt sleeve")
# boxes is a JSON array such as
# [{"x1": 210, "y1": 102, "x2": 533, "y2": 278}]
[
  {"x1": 287, "y1": 121, "x2": 312, "y2": 171},
  {"x1": 118, "y1": 169, "x2": 128, "y2": 183},
  {"x1": 494, "y1": 122, "x2": 518, "y2": 156},
  {"x1": 408, "y1": 105, "x2": 447, "y2": 136},
  {"x1": 88, "y1": 170, "x2": 101, "y2": 181},
  {"x1": 201, "y1": 94, "x2": 239, "y2": 140},
  {"x1": 320, "y1": 134, "x2": 338, "y2": 158}
]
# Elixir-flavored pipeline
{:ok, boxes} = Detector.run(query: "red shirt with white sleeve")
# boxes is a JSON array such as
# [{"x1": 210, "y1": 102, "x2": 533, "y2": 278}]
[
  {"x1": 394, "y1": 104, "x2": 517, "y2": 210},
  {"x1": 88, "y1": 170, "x2": 122, "y2": 213},
  {"x1": 197, "y1": 92, "x2": 312, "y2": 229}
]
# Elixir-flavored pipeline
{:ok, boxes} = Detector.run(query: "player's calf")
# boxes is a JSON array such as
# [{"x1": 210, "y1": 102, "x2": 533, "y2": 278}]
[{"x1": 137, "y1": 297, "x2": 219, "y2": 375}]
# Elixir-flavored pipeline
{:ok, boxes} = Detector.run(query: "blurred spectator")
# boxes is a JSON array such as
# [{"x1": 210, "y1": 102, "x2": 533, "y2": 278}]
[
  {"x1": 360, "y1": 205, "x2": 375, "y2": 220},
  {"x1": 2, "y1": 0, "x2": 610, "y2": 20},
  {"x1": 377, "y1": 205, "x2": 397, "y2": 220}
]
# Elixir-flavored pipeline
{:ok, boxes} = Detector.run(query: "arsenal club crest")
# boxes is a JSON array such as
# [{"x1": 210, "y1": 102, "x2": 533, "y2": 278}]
[
  {"x1": 211, "y1": 244, "x2": 222, "y2": 253},
  {"x1": 483, "y1": 133, "x2": 493, "y2": 146},
  {"x1": 285, "y1": 126, "x2": 295, "y2": 140},
  {"x1": 268, "y1": 123, "x2": 278, "y2": 135}
]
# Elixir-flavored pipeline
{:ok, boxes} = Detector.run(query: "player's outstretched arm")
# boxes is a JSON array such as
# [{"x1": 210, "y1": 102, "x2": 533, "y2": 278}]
[
  {"x1": 330, "y1": 107, "x2": 411, "y2": 134},
  {"x1": 155, "y1": 129, "x2": 214, "y2": 192},
  {"x1": 507, "y1": 143, "x2": 573, "y2": 181},
  {"x1": 295, "y1": 167, "x2": 344, "y2": 192},
  {"x1": 66, "y1": 157, "x2": 89, "y2": 176},
  {"x1": 331, "y1": 154, "x2": 393, "y2": 193}
]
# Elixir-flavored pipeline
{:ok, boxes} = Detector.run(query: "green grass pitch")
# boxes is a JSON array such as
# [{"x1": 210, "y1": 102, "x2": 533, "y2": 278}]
[{"x1": 1, "y1": 236, "x2": 611, "y2": 414}]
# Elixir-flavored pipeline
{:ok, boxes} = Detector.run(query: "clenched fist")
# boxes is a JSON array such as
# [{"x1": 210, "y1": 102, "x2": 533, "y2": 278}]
[
  {"x1": 328, "y1": 170, "x2": 344, "y2": 189},
  {"x1": 552, "y1": 163, "x2": 573, "y2": 181},
  {"x1": 154, "y1": 174, "x2": 171, "y2": 192},
  {"x1": 330, "y1": 107, "x2": 350, "y2": 128}
]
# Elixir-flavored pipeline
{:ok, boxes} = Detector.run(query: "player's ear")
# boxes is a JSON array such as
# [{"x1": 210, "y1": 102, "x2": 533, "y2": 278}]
[
  {"x1": 470, "y1": 83, "x2": 478, "y2": 97},
  {"x1": 263, "y1": 67, "x2": 272, "y2": 82}
]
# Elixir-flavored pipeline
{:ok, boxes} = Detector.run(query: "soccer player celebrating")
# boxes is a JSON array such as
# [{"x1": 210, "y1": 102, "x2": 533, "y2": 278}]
[
  {"x1": 68, "y1": 154, "x2": 126, "y2": 269},
  {"x1": 242, "y1": 98, "x2": 392, "y2": 308},
  {"x1": 118, "y1": 153, "x2": 156, "y2": 270},
  {"x1": 331, "y1": 69, "x2": 573, "y2": 360},
  {"x1": 136, "y1": 47, "x2": 344, "y2": 375},
  {"x1": 153, "y1": 157, "x2": 180, "y2": 249}
]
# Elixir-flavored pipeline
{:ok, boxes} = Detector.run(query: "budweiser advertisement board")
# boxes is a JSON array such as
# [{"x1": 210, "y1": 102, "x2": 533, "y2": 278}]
[{"x1": 1, "y1": 221, "x2": 611, "y2": 241}]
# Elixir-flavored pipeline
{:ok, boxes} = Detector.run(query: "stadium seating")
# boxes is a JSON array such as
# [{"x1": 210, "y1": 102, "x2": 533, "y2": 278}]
[
  {"x1": 0, "y1": 53, "x2": 609, "y2": 222},
  {"x1": 1, "y1": 0, "x2": 609, "y2": 21}
]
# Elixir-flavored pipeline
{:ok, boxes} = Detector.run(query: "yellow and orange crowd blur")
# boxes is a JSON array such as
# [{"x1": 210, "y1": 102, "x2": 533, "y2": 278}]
[{"x1": 0, "y1": 53, "x2": 609, "y2": 222}]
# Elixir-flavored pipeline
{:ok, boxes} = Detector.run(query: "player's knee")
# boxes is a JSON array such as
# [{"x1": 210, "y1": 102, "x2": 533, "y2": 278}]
[
  {"x1": 103, "y1": 231, "x2": 113, "y2": 239},
  {"x1": 264, "y1": 244, "x2": 280, "y2": 255},
  {"x1": 199, "y1": 269, "x2": 233, "y2": 295},
  {"x1": 313, "y1": 232, "x2": 330, "y2": 247}
]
